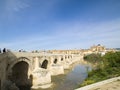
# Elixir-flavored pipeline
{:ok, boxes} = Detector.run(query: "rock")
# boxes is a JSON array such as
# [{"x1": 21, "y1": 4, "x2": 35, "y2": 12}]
[{"x1": 2, "y1": 80, "x2": 19, "y2": 90}]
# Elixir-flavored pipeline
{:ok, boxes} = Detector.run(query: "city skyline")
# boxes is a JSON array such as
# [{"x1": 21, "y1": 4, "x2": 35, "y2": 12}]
[{"x1": 0, "y1": 0, "x2": 120, "y2": 50}]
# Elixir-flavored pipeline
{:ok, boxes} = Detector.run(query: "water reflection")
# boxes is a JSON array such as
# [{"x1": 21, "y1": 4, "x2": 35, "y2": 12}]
[{"x1": 32, "y1": 63, "x2": 90, "y2": 90}]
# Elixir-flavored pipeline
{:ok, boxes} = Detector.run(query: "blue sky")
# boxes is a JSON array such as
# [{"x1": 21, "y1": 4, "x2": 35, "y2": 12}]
[{"x1": 0, "y1": 0, "x2": 120, "y2": 50}]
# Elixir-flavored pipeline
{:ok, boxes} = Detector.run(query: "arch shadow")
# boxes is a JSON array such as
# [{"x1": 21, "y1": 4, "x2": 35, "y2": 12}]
[
  {"x1": 11, "y1": 61, "x2": 32, "y2": 90},
  {"x1": 41, "y1": 60, "x2": 48, "y2": 69},
  {"x1": 61, "y1": 58, "x2": 63, "y2": 61},
  {"x1": 54, "y1": 59, "x2": 57, "y2": 64}
]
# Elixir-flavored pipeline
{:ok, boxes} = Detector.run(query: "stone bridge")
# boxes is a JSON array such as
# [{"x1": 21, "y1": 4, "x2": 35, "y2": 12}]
[{"x1": 0, "y1": 51, "x2": 83, "y2": 90}]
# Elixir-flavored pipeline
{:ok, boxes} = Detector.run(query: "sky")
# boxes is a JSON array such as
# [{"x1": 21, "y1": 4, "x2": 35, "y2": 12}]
[{"x1": 0, "y1": 0, "x2": 120, "y2": 50}]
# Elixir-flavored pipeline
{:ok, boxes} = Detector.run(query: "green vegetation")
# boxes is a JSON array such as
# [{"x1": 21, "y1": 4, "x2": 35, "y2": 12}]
[
  {"x1": 84, "y1": 53, "x2": 102, "y2": 64},
  {"x1": 80, "y1": 52, "x2": 120, "y2": 87}
]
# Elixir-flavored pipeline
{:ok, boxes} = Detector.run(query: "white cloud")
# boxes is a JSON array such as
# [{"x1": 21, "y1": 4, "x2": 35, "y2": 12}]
[
  {"x1": 0, "y1": 0, "x2": 30, "y2": 19},
  {"x1": 7, "y1": 0, "x2": 29, "y2": 11}
]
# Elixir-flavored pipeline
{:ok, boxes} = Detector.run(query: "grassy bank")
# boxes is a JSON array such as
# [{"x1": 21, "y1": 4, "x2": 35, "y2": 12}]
[{"x1": 80, "y1": 52, "x2": 120, "y2": 87}]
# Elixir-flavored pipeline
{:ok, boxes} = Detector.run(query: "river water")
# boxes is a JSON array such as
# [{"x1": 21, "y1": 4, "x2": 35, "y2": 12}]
[{"x1": 33, "y1": 62, "x2": 90, "y2": 90}]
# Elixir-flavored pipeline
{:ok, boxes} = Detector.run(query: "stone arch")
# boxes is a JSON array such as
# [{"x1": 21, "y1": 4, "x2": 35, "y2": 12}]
[
  {"x1": 61, "y1": 58, "x2": 63, "y2": 61},
  {"x1": 11, "y1": 61, "x2": 32, "y2": 90},
  {"x1": 9, "y1": 57, "x2": 31, "y2": 71},
  {"x1": 54, "y1": 59, "x2": 57, "y2": 64},
  {"x1": 12, "y1": 61, "x2": 28, "y2": 83},
  {"x1": 6, "y1": 57, "x2": 32, "y2": 90},
  {"x1": 41, "y1": 59, "x2": 48, "y2": 69}
]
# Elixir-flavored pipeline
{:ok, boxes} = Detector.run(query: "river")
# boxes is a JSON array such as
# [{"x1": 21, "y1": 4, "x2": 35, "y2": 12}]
[{"x1": 33, "y1": 62, "x2": 91, "y2": 90}]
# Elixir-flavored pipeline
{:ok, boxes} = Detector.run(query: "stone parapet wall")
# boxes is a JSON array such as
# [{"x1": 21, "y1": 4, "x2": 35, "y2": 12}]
[{"x1": 75, "y1": 76, "x2": 120, "y2": 90}]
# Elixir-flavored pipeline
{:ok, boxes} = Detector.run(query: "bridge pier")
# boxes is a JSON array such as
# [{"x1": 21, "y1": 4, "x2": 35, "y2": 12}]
[
  {"x1": 32, "y1": 68, "x2": 51, "y2": 89},
  {"x1": 48, "y1": 56, "x2": 64, "y2": 76},
  {"x1": 34, "y1": 57, "x2": 39, "y2": 70}
]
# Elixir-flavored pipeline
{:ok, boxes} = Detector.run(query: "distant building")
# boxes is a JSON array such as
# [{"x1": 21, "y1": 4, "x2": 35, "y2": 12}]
[
  {"x1": 90, "y1": 44, "x2": 106, "y2": 52},
  {"x1": 45, "y1": 44, "x2": 117, "y2": 56}
]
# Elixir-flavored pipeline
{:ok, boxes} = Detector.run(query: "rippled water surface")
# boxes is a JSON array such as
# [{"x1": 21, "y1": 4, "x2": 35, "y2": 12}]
[{"x1": 33, "y1": 63, "x2": 90, "y2": 90}]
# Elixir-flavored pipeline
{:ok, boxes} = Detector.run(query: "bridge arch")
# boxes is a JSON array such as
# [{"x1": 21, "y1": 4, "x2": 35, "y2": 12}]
[
  {"x1": 8, "y1": 57, "x2": 31, "y2": 71},
  {"x1": 8, "y1": 57, "x2": 32, "y2": 90},
  {"x1": 61, "y1": 58, "x2": 63, "y2": 61},
  {"x1": 41, "y1": 59, "x2": 48, "y2": 69},
  {"x1": 6, "y1": 57, "x2": 32, "y2": 78},
  {"x1": 65, "y1": 56, "x2": 67, "y2": 59},
  {"x1": 53, "y1": 58, "x2": 57, "y2": 64}
]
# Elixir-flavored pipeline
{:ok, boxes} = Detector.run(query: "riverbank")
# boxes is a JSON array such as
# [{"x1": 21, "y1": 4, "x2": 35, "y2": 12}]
[
  {"x1": 75, "y1": 76, "x2": 120, "y2": 90},
  {"x1": 79, "y1": 52, "x2": 120, "y2": 87}
]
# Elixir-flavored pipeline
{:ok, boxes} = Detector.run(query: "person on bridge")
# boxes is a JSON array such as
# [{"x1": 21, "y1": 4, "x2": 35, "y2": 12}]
[
  {"x1": 3, "y1": 48, "x2": 6, "y2": 53},
  {"x1": 0, "y1": 48, "x2": 1, "y2": 53}
]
